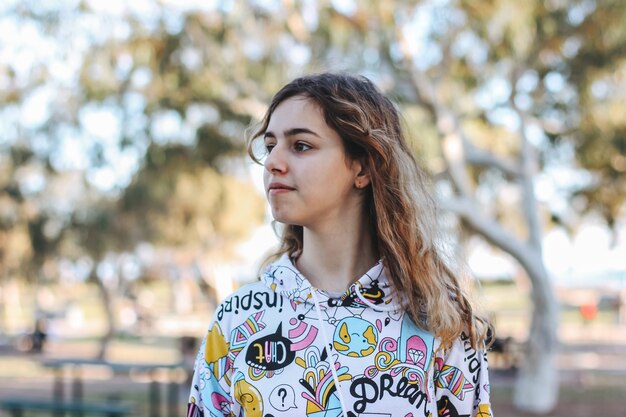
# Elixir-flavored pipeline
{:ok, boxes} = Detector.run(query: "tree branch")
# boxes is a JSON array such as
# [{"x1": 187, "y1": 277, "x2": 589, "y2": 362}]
[
  {"x1": 442, "y1": 197, "x2": 550, "y2": 294},
  {"x1": 465, "y1": 142, "x2": 521, "y2": 178},
  {"x1": 442, "y1": 197, "x2": 527, "y2": 258},
  {"x1": 509, "y1": 71, "x2": 543, "y2": 248},
  {"x1": 396, "y1": 27, "x2": 476, "y2": 198}
]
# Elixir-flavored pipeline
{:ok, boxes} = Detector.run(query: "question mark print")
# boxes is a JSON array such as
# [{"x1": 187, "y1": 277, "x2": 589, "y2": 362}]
[{"x1": 277, "y1": 387, "x2": 287, "y2": 407}]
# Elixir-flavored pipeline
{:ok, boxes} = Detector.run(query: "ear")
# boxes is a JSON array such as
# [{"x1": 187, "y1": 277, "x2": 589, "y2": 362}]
[{"x1": 352, "y1": 159, "x2": 371, "y2": 189}]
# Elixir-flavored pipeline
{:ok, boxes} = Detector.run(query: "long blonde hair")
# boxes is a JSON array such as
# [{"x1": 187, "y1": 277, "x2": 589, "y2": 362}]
[{"x1": 247, "y1": 73, "x2": 490, "y2": 349}]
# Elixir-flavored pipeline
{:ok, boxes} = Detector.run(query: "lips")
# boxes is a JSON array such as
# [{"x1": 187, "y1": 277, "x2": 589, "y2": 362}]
[{"x1": 267, "y1": 182, "x2": 295, "y2": 194}]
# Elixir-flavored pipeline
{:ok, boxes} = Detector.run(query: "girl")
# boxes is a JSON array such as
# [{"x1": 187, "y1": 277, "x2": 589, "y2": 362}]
[{"x1": 188, "y1": 73, "x2": 493, "y2": 417}]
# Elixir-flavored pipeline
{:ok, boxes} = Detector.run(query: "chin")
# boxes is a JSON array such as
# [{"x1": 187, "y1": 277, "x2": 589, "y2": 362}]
[
  {"x1": 270, "y1": 209, "x2": 288, "y2": 223},
  {"x1": 272, "y1": 214, "x2": 296, "y2": 225},
  {"x1": 271, "y1": 211, "x2": 303, "y2": 227}
]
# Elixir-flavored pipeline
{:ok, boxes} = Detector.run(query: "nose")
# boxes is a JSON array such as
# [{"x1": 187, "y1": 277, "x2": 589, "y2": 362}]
[{"x1": 264, "y1": 143, "x2": 288, "y2": 174}]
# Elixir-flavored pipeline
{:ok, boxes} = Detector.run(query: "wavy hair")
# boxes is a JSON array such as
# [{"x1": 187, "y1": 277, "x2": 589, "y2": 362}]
[{"x1": 247, "y1": 72, "x2": 490, "y2": 349}]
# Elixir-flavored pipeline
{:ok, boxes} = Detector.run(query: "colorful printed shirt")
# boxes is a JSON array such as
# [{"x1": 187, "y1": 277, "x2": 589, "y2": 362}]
[{"x1": 187, "y1": 255, "x2": 492, "y2": 417}]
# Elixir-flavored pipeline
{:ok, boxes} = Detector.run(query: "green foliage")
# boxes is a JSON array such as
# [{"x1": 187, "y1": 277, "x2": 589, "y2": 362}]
[
  {"x1": 0, "y1": 1, "x2": 272, "y2": 288},
  {"x1": 0, "y1": 0, "x2": 624, "y2": 283},
  {"x1": 120, "y1": 142, "x2": 264, "y2": 247},
  {"x1": 456, "y1": 0, "x2": 626, "y2": 226}
]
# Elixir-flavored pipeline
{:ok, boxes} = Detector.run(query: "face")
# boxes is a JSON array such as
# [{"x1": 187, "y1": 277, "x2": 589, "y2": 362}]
[{"x1": 262, "y1": 96, "x2": 369, "y2": 229}]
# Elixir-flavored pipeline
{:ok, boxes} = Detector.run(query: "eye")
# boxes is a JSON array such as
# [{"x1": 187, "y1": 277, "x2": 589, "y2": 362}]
[
  {"x1": 263, "y1": 139, "x2": 276, "y2": 154},
  {"x1": 294, "y1": 141, "x2": 312, "y2": 152}
]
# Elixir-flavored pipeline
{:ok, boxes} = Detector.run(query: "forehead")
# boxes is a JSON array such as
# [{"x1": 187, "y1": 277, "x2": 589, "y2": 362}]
[{"x1": 266, "y1": 96, "x2": 326, "y2": 130}]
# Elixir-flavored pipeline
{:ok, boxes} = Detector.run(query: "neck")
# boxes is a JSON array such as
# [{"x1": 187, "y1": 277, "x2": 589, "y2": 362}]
[{"x1": 295, "y1": 212, "x2": 377, "y2": 293}]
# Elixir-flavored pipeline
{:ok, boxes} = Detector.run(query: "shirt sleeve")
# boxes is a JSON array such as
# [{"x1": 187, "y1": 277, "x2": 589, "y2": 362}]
[
  {"x1": 187, "y1": 310, "x2": 233, "y2": 417},
  {"x1": 434, "y1": 334, "x2": 492, "y2": 417}
]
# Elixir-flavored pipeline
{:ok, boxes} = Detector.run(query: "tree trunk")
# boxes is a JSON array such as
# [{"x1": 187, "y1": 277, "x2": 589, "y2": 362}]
[
  {"x1": 396, "y1": 43, "x2": 561, "y2": 413},
  {"x1": 513, "y1": 259, "x2": 559, "y2": 413},
  {"x1": 93, "y1": 271, "x2": 115, "y2": 360},
  {"x1": 450, "y1": 198, "x2": 560, "y2": 414},
  {"x1": 511, "y1": 104, "x2": 560, "y2": 413}
]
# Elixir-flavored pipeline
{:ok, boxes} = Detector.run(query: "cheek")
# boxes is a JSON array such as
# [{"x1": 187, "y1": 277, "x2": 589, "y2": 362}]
[
  {"x1": 262, "y1": 170, "x2": 270, "y2": 191},
  {"x1": 320, "y1": 170, "x2": 355, "y2": 195}
]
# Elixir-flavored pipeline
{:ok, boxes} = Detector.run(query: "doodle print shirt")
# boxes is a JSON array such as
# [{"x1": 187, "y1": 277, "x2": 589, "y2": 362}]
[{"x1": 187, "y1": 255, "x2": 492, "y2": 417}]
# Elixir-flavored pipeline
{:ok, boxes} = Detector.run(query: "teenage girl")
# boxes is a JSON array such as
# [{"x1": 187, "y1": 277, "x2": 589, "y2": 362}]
[{"x1": 188, "y1": 73, "x2": 493, "y2": 417}]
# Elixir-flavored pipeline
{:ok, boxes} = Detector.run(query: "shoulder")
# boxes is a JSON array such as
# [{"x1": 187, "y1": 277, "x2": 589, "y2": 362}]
[
  {"x1": 223, "y1": 280, "x2": 269, "y2": 301},
  {"x1": 435, "y1": 332, "x2": 488, "y2": 366},
  {"x1": 213, "y1": 280, "x2": 283, "y2": 326}
]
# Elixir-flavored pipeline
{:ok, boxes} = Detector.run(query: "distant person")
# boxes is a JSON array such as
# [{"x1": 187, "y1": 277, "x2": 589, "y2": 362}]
[
  {"x1": 187, "y1": 73, "x2": 493, "y2": 417},
  {"x1": 30, "y1": 318, "x2": 47, "y2": 353},
  {"x1": 579, "y1": 301, "x2": 598, "y2": 324}
]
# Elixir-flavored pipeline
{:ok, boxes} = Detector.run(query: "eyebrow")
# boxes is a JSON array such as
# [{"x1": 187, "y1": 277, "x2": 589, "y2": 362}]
[{"x1": 263, "y1": 127, "x2": 321, "y2": 139}]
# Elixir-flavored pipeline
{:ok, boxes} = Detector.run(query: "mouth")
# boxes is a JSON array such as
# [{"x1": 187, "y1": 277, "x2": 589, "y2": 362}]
[{"x1": 267, "y1": 182, "x2": 295, "y2": 194}]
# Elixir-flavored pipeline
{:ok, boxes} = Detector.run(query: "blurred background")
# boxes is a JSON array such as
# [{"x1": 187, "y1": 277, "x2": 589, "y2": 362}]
[{"x1": 0, "y1": 0, "x2": 625, "y2": 416}]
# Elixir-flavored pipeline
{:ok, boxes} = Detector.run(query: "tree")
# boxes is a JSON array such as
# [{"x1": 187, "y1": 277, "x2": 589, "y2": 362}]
[
  {"x1": 0, "y1": 1, "x2": 267, "y2": 354},
  {"x1": 239, "y1": 0, "x2": 626, "y2": 412},
  {"x1": 403, "y1": 1, "x2": 626, "y2": 411}
]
